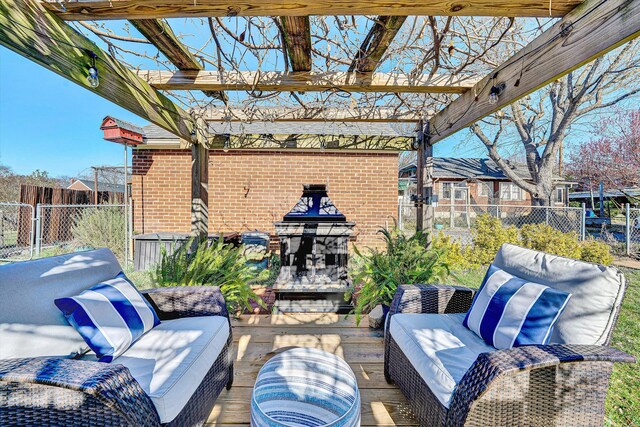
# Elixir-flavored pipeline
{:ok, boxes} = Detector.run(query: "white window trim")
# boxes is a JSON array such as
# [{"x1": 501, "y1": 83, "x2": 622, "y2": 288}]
[
  {"x1": 478, "y1": 181, "x2": 490, "y2": 197},
  {"x1": 441, "y1": 181, "x2": 467, "y2": 201},
  {"x1": 499, "y1": 182, "x2": 525, "y2": 201}
]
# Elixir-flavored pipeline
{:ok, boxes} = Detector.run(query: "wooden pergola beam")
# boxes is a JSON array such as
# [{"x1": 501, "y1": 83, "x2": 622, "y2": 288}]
[
  {"x1": 43, "y1": 0, "x2": 583, "y2": 20},
  {"x1": 129, "y1": 19, "x2": 226, "y2": 101},
  {"x1": 280, "y1": 17, "x2": 312, "y2": 72},
  {"x1": 0, "y1": 0, "x2": 194, "y2": 141},
  {"x1": 137, "y1": 70, "x2": 479, "y2": 93},
  {"x1": 197, "y1": 107, "x2": 423, "y2": 122},
  {"x1": 350, "y1": 16, "x2": 406, "y2": 73},
  {"x1": 429, "y1": 0, "x2": 640, "y2": 143}
]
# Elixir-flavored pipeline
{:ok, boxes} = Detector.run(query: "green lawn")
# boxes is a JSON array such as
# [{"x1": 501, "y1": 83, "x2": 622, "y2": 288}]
[{"x1": 446, "y1": 266, "x2": 639, "y2": 427}]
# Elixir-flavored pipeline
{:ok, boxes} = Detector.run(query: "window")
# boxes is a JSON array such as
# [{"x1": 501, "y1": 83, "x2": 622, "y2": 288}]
[
  {"x1": 499, "y1": 182, "x2": 524, "y2": 201},
  {"x1": 478, "y1": 181, "x2": 490, "y2": 197},
  {"x1": 555, "y1": 187, "x2": 565, "y2": 203},
  {"x1": 441, "y1": 182, "x2": 467, "y2": 201}
]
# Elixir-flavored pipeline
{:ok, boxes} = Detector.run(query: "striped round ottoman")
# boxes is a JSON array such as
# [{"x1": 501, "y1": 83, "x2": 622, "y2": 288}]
[{"x1": 251, "y1": 347, "x2": 361, "y2": 427}]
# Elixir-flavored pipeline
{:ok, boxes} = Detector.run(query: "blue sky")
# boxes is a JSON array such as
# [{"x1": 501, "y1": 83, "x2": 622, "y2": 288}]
[
  {"x1": 0, "y1": 48, "x2": 143, "y2": 177},
  {"x1": 0, "y1": 46, "x2": 469, "y2": 177},
  {"x1": 0, "y1": 17, "x2": 485, "y2": 178}
]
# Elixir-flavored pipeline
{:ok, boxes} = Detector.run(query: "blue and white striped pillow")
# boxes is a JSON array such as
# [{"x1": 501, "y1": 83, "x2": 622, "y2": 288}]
[
  {"x1": 55, "y1": 272, "x2": 160, "y2": 362},
  {"x1": 463, "y1": 264, "x2": 571, "y2": 349}
]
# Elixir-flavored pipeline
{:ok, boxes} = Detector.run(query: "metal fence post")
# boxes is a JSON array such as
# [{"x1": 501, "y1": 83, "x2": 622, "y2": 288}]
[
  {"x1": 35, "y1": 204, "x2": 42, "y2": 257},
  {"x1": 626, "y1": 203, "x2": 631, "y2": 256},
  {"x1": 545, "y1": 207, "x2": 550, "y2": 225},
  {"x1": 29, "y1": 205, "x2": 35, "y2": 259},
  {"x1": 581, "y1": 203, "x2": 586, "y2": 241}
]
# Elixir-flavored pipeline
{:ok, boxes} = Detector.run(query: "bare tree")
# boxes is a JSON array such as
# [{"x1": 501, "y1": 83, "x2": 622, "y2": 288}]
[
  {"x1": 469, "y1": 40, "x2": 640, "y2": 206},
  {"x1": 77, "y1": 16, "x2": 530, "y2": 119}
]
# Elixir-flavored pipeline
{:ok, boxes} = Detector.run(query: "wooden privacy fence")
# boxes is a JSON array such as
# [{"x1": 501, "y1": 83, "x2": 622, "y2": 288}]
[{"x1": 18, "y1": 184, "x2": 124, "y2": 245}]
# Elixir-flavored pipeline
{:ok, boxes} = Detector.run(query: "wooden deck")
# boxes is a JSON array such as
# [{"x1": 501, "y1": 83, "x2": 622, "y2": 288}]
[{"x1": 206, "y1": 313, "x2": 419, "y2": 426}]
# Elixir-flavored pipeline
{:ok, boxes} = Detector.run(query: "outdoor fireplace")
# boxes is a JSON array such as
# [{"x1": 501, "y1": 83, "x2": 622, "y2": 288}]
[{"x1": 273, "y1": 184, "x2": 354, "y2": 312}]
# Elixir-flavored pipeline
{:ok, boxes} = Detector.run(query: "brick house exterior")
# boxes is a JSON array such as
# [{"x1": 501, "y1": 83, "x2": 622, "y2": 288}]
[
  {"x1": 131, "y1": 123, "x2": 409, "y2": 250},
  {"x1": 398, "y1": 157, "x2": 570, "y2": 206}
]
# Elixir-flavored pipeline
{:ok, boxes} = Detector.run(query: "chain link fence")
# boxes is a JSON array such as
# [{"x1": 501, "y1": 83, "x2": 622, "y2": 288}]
[
  {"x1": 398, "y1": 202, "x2": 640, "y2": 259},
  {"x1": 35, "y1": 204, "x2": 127, "y2": 262},
  {"x1": 626, "y1": 207, "x2": 640, "y2": 258},
  {"x1": 0, "y1": 202, "x2": 35, "y2": 261},
  {"x1": 399, "y1": 203, "x2": 584, "y2": 245}
]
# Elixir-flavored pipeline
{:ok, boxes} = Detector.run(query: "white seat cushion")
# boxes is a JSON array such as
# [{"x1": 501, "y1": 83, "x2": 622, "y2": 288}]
[
  {"x1": 115, "y1": 316, "x2": 229, "y2": 423},
  {"x1": 389, "y1": 313, "x2": 494, "y2": 407}
]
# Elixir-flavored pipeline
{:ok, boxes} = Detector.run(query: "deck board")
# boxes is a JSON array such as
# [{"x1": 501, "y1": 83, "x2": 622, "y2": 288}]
[{"x1": 208, "y1": 314, "x2": 419, "y2": 426}]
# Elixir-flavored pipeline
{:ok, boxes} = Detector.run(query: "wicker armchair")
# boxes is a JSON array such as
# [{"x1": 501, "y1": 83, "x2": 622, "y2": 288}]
[
  {"x1": 0, "y1": 250, "x2": 233, "y2": 427},
  {"x1": 384, "y1": 245, "x2": 636, "y2": 427}
]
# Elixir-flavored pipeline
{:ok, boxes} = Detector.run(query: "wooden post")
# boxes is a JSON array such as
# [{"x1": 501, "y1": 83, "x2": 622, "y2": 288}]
[
  {"x1": 424, "y1": 124, "x2": 434, "y2": 245},
  {"x1": 191, "y1": 142, "x2": 209, "y2": 240},
  {"x1": 415, "y1": 121, "x2": 425, "y2": 233},
  {"x1": 191, "y1": 119, "x2": 209, "y2": 240}
]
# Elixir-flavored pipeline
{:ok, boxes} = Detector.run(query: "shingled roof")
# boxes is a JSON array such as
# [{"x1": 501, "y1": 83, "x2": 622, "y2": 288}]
[{"x1": 400, "y1": 157, "x2": 564, "y2": 181}]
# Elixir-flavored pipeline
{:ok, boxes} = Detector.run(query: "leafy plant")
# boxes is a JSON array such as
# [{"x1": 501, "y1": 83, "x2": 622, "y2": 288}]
[
  {"x1": 520, "y1": 223, "x2": 582, "y2": 259},
  {"x1": 432, "y1": 232, "x2": 476, "y2": 270},
  {"x1": 469, "y1": 215, "x2": 520, "y2": 265},
  {"x1": 347, "y1": 227, "x2": 450, "y2": 325},
  {"x1": 153, "y1": 238, "x2": 266, "y2": 315},
  {"x1": 441, "y1": 214, "x2": 614, "y2": 270},
  {"x1": 71, "y1": 206, "x2": 125, "y2": 261},
  {"x1": 580, "y1": 237, "x2": 614, "y2": 265}
]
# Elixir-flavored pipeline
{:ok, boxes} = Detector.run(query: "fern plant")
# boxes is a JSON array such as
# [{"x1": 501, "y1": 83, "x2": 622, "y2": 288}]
[
  {"x1": 153, "y1": 238, "x2": 266, "y2": 315},
  {"x1": 347, "y1": 227, "x2": 450, "y2": 325}
]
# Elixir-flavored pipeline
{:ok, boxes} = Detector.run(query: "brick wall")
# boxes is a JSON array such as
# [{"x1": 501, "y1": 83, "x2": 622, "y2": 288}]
[{"x1": 132, "y1": 149, "x2": 399, "y2": 249}]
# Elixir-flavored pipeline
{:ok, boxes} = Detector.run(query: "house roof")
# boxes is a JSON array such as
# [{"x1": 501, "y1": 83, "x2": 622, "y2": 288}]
[
  {"x1": 70, "y1": 179, "x2": 126, "y2": 193},
  {"x1": 399, "y1": 157, "x2": 565, "y2": 181},
  {"x1": 142, "y1": 121, "x2": 415, "y2": 140},
  {"x1": 102, "y1": 116, "x2": 144, "y2": 135},
  {"x1": 569, "y1": 188, "x2": 640, "y2": 200}
]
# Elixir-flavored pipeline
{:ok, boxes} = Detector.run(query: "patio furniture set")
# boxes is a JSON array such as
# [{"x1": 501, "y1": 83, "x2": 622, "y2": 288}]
[{"x1": 0, "y1": 244, "x2": 635, "y2": 426}]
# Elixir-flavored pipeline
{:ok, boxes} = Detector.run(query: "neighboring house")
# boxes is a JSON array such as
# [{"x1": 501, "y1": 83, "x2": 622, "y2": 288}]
[
  {"x1": 569, "y1": 188, "x2": 640, "y2": 207},
  {"x1": 120, "y1": 121, "x2": 415, "y2": 249},
  {"x1": 399, "y1": 157, "x2": 571, "y2": 206},
  {"x1": 68, "y1": 178, "x2": 125, "y2": 194}
]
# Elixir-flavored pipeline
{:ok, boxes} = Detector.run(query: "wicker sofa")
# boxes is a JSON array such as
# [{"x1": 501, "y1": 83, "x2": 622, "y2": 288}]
[
  {"x1": 384, "y1": 243, "x2": 635, "y2": 426},
  {"x1": 0, "y1": 249, "x2": 233, "y2": 426}
]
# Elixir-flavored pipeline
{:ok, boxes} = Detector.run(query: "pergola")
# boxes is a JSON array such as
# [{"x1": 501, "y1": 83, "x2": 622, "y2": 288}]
[{"x1": 0, "y1": 0, "x2": 638, "y2": 239}]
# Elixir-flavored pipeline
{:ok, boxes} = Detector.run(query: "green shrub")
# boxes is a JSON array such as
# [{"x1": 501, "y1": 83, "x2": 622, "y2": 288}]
[
  {"x1": 153, "y1": 238, "x2": 266, "y2": 315},
  {"x1": 580, "y1": 237, "x2": 614, "y2": 265},
  {"x1": 520, "y1": 223, "x2": 582, "y2": 259},
  {"x1": 71, "y1": 206, "x2": 125, "y2": 261},
  {"x1": 347, "y1": 227, "x2": 450, "y2": 325},
  {"x1": 439, "y1": 214, "x2": 614, "y2": 271},
  {"x1": 432, "y1": 232, "x2": 476, "y2": 270},
  {"x1": 469, "y1": 215, "x2": 520, "y2": 265}
]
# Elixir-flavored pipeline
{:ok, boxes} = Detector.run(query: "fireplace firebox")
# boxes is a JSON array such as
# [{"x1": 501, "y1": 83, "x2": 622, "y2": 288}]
[{"x1": 273, "y1": 184, "x2": 354, "y2": 312}]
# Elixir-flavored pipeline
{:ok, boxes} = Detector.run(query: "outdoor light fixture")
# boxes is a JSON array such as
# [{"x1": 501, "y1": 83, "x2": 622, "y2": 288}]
[
  {"x1": 488, "y1": 82, "x2": 506, "y2": 105},
  {"x1": 86, "y1": 51, "x2": 99, "y2": 88}
]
